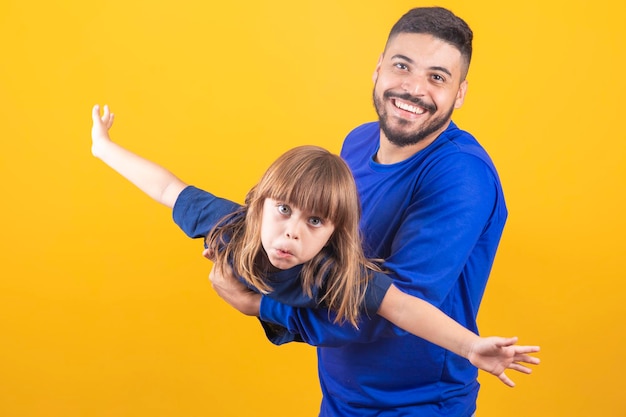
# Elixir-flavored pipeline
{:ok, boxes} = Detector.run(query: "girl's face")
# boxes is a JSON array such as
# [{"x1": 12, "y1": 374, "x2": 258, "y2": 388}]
[{"x1": 260, "y1": 198, "x2": 335, "y2": 270}]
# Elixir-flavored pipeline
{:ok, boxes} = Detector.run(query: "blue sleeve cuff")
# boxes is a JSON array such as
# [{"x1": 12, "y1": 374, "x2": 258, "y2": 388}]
[{"x1": 259, "y1": 295, "x2": 289, "y2": 326}]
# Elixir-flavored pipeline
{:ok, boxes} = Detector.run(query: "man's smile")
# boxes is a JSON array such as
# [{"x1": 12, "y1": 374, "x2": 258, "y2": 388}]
[{"x1": 393, "y1": 98, "x2": 427, "y2": 115}]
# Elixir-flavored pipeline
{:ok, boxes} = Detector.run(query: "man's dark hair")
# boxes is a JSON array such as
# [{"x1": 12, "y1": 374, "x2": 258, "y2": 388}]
[{"x1": 387, "y1": 7, "x2": 473, "y2": 77}]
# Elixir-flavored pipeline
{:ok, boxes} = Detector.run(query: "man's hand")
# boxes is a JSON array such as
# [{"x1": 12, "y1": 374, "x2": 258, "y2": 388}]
[{"x1": 204, "y1": 250, "x2": 261, "y2": 316}]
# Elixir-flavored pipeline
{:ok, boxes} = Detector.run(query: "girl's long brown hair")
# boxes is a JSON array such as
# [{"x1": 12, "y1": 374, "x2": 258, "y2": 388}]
[{"x1": 206, "y1": 145, "x2": 378, "y2": 328}]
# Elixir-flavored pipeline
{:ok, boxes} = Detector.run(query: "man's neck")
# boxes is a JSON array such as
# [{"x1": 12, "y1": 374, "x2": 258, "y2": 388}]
[{"x1": 375, "y1": 123, "x2": 450, "y2": 165}]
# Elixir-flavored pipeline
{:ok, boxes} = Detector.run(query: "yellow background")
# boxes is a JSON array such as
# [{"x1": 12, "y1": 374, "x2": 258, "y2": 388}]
[{"x1": 1, "y1": 0, "x2": 624, "y2": 416}]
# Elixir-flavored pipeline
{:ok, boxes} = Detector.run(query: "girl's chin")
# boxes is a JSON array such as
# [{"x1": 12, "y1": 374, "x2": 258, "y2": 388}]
[
  {"x1": 269, "y1": 257, "x2": 304, "y2": 271},
  {"x1": 268, "y1": 258, "x2": 291, "y2": 271}
]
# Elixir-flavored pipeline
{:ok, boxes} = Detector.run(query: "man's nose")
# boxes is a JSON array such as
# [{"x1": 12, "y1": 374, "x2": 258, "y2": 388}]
[{"x1": 401, "y1": 74, "x2": 426, "y2": 96}]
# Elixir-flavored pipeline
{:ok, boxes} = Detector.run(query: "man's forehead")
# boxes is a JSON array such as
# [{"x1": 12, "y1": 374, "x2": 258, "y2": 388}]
[
  {"x1": 384, "y1": 33, "x2": 464, "y2": 74},
  {"x1": 386, "y1": 33, "x2": 460, "y2": 56}
]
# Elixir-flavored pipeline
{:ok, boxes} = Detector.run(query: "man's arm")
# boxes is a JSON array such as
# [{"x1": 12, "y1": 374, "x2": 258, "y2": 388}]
[
  {"x1": 91, "y1": 104, "x2": 186, "y2": 208},
  {"x1": 259, "y1": 155, "x2": 502, "y2": 345},
  {"x1": 208, "y1": 261, "x2": 261, "y2": 316},
  {"x1": 210, "y1": 154, "x2": 504, "y2": 346},
  {"x1": 209, "y1": 264, "x2": 399, "y2": 346}
]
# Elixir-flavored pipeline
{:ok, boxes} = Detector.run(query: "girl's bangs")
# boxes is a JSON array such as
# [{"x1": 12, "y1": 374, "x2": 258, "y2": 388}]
[{"x1": 265, "y1": 170, "x2": 348, "y2": 224}]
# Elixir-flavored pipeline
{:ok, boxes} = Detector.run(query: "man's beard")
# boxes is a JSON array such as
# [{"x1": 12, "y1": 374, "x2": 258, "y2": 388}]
[{"x1": 373, "y1": 89, "x2": 454, "y2": 148}]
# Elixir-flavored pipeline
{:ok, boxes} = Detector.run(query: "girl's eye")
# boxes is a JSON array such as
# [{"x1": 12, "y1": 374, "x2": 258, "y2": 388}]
[
  {"x1": 277, "y1": 204, "x2": 291, "y2": 215},
  {"x1": 308, "y1": 217, "x2": 324, "y2": 227}
]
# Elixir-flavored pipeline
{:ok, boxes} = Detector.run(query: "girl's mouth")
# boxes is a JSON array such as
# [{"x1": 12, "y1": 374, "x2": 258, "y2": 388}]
[{"x1": 276, "y1": 248, "x2": 293, "y2": 258}]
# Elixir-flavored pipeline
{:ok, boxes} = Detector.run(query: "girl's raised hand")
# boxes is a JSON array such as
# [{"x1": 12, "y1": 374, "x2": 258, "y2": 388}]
[
  {"x1": 91, "y1": 104, "x2": 115, "y2": 156},
  {"x1": 467, "y1": 336, "x2": 540, "y2": 387}
]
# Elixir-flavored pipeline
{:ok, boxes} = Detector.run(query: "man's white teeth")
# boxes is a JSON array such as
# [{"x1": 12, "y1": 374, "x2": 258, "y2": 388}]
[{"x1": 395, "y1": 100, "x2": 425, "y2": 114}]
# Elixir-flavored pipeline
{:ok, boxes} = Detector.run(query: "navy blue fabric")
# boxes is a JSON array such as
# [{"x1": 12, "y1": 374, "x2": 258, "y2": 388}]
[{"x1": 172, "y1": 186, "x2": 393, "y2": 344}]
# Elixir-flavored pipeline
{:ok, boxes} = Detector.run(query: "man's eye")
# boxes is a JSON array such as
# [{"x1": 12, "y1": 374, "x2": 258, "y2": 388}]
[
  {"x1": 394, "y1": 63, "x2": 408, "y2": 70},
  {"x1": 277, "y1": 204, "x2": 291, "y2": 215}
]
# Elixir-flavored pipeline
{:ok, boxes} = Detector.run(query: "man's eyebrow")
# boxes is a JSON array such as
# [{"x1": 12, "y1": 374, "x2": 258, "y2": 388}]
[
  {"x1": 391, "y1": 54, "x2": 414, "y2": 64},
  {"x1": 430, "y1": 66, "x2": 452, "y2": 77},
  {"x1": 390, "y1": 54, "x2": 452, "y2": 77}
]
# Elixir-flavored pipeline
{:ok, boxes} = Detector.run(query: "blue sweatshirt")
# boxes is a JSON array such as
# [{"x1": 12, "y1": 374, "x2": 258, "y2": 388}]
[{"x1": 259, "y1": 121, "x2": 507, "y2": 416}]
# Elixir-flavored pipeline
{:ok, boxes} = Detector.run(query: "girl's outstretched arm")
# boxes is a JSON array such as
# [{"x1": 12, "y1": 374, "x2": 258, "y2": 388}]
[
  {"x1": 91, "y1": 104, "x2": 186, "y2": 208},
  {"x1": 377, "y1": 285, "x2": 540, "y2": 387}
]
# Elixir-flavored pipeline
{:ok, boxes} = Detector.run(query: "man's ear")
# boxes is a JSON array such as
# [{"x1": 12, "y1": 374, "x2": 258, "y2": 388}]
[
  {"x1": 372, "y1": 53, "x2": 383, "y2": 83},
  {"x1": 454, "y1": 79, "x2": 468, "y2": 109}
]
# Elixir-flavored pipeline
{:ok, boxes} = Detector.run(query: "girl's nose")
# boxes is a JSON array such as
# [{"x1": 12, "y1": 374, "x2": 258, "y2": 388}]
[{"x1": 285, "y1": 219, "x2": 301, "y2": 240}]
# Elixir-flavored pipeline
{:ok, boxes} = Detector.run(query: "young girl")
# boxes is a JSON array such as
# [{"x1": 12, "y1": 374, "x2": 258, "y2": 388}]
[{"x1": 91, "y1": 104, "x2": 539, "y2": 387}]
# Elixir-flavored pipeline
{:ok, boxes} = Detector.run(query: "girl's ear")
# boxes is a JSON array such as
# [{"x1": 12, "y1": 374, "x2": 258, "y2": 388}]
[{"x1": 202, "y1": 248, "x2": 216, "y2": 261}]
